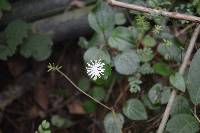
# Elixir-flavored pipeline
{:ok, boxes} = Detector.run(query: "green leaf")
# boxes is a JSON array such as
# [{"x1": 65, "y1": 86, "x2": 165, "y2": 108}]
[
  {"x1": 123, "y1": 98, "x2": 147, "y2": 120},
  {"x1": 51, "y1": 115, "x2": 73, "y2": 128},
  {"x1": 138, "y1": 63, "x2": 154, "y2": 75},
  {"x1": 170, "y1": 72, "x2": 186, "y2": 92},
  {"x1": 137, "y1": 48, "x2": 154, "y2": 62},
  {"x1": 83, "y1": 100, "x2": 97, "y2": 113},
  {"x1": 148, "y1": 84, "x2": 171, "y2": 104},
  {"x1": 20, "y1": 34, "x2": 53, "y2": 61},
  {"x1": 104, "y1": 112, "x2": 124, "y2": 133},
  {"x1": 153, "y1": 62, "x2": 174, "y2": 77},
  {"x1": 91, "y1": 86, "x2": 106, "y2": 102},
  {"x1": 108, "y1": 27, "x2": 134, "y2": 51},
  {"x1": 114, "y1": 50, "x2": 140, "y2": 75},
  {"x1": 141, "y1": 95, "x2": 160, "y2": 110},
  {"x1": 166, "y1": 114, "x2": 199, "y2": 133},
  {"x1": 36, "y1": 120, "x2": 51, "y2": 133},
  {"x1": 170, "y1": 95, "x2": 191, "y2": 116},
  {"x1": 114, "y1": 12, "x2": 126, "y2": 25},
  {"x1": 161, "y1": 89, "x2": 171, "y2": 104},
  {"x1": 0, "y1": 0, "x2": 11, "y2": 11},
  {"x1": 157, "y1": 42, "x2": 183, "y2": 62},
  {"x1": 128, "y1": 75, "x2": 142, "y2": 93},
  {"x1": 84, "y1": 47, "x2": 111, "y2": 64},
  {"x1": 187, "y1": 49, "x2": 200, "y2": 105},
  {"x1": 148, "y1": 83, "x2": 162, "y2": 104},
  {"x1": 5, "y1": 20, "x2": 30, "y2": 48},
  {"x1": 143, "y1": 35, "x2": 156, "y2": 47},
  {"x1": 88, "y1": 1, "x2": 114, "y2": 34},
  {"x1": 0, "y1": 45, "x2": 13, "y2": 60},
  {"x1": 78, "y1": 78, "x2": 90, "y2": 91}
]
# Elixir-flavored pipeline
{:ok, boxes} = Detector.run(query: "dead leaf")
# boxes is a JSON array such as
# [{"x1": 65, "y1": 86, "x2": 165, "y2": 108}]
[
  {"x1": 34, "y1": 81, "x2": 49, "y2": 111},
  {"x1": 67, "y1": 100, "x2": 85, "y2": 114}
]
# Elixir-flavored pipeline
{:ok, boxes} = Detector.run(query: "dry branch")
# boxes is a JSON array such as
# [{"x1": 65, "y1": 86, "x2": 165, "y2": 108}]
[
  {"x1": 32, "y1": 6, "x2": 93, "y2": 42},
  {"x1": 0, "y1": 0, "x2": 72, "y2": 26},
  {"x1": 108, "y1": 0, "x2": 200, "y2": 23}
]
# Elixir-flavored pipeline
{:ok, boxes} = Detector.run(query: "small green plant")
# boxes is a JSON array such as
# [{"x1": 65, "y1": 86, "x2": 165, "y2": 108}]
[{"x1": 35, "y1": 120, "x2": 51, "y2": 133}]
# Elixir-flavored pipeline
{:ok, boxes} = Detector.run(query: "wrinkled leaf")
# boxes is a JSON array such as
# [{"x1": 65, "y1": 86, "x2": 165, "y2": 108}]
[
  {"x1": 84, "y1": 47, "x2": 111, "y2": 64},
  {"x1": 114, "y1": 50, "x2": 140, "y2": 75},
  {"x1": 108, "y1": 27, "x2": 134, "y2": 51},
  {"x1": 104, "y1": 112, "x2": 124, "y2": 133},
  {"x1": 20, "y1": 34, "x2": 53, "y2": 61}
]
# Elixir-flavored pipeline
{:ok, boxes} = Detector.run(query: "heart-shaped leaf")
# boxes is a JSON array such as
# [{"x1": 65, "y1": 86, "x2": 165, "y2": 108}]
[{"x1": 170, "y1": 72, "x2": 185, "y2": 92}]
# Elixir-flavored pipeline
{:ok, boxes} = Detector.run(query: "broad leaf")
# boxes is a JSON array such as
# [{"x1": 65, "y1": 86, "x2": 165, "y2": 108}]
[
  {"x1": 114, "y1": 50, "x2": 140, "y2": 75},
  {"x1": 20, "y1": 34, "x2": 53, "y2": 61},
  {"x1": 104, "y1": 112, "x2": 124, "y2": 133},
  {"x1": 83, "y1": 100, "x2": 97, "y2": 113},
  {"x1": 88, "y1": 1, "x2": 114, "y2": 34},
  {"x1": 91, "y1": 86, "x2": 106, "y2": 102},
  {"x1": 108, "y1": 27, "x2": 134, "y2": 51},
  {"x1": 153, "y1": 62, "x2": 174, "y2": 77},
  {"x1": 123, "y1": 98, "x2": 147, "y2": 120},
  {"x1": 84, "y1": 47, "x2": 111, "y2": 64},
  {"x1": 5, "y1": 20, "x2": 30, "y2": 48},
  {"x1": 166, "y1": 114, "x2": 199, "y2": 133},
  {"x1": 170, "y1": 95, "x2": 190, "y2": 116},
  {"x1": 170, "y1": 72, "x2": 186, "y2": 92},
  {"x1": 187, "y1": 49, "x2": 200, "y2": 105}
]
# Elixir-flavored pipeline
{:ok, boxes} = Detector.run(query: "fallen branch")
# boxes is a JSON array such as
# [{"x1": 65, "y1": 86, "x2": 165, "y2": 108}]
[
  {"x1": 108, "y1": 0, "x2": 200, "y2": 23},
  {"x1": 32, "y1": 6, "x2": 93, "y2": 42},
  {"x1": 157, "y1": 24, "x2": 200, "y2": 133}
]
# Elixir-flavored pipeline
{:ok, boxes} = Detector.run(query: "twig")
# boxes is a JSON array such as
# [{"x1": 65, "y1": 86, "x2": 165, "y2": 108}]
[
  {"x1": 107, "y1": 0, "x2": 200, "y2": 23},
  {"x1": 157, "y1": 24, "x2": 200, "y2": 133},
  {"x1": 175, "y1": 23, "x2": 195, "y2": 37},
  {"x1": 56, "y1": 69, "x2": 112, "y2": 111}
]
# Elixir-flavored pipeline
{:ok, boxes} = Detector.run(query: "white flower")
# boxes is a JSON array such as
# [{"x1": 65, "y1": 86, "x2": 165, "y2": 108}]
[{"x1": 86, "y1": 60, "x2": 105, "y2": 80}]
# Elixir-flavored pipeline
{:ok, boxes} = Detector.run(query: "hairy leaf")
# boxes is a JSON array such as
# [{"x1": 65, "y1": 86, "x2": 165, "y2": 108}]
[
  {"x1": 114, "y1": 50, "x2": 140, "y2": 75},
  {"x1": 104, "y1": 112, "x2": 124, "y2": 133}
]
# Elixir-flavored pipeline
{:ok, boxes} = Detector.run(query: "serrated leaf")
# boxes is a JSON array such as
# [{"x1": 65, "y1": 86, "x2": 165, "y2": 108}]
[
  {"x1": 114, "y1": 50, "x2": 140, "y2": 75},
  {"x1": 137, "y1": 48, "x2": 154, "y2": 62},
  {"x1": 5, "y1": 20, "x2": 30, "y2": 48},
  {"x1": 20, "y1": 34, "x2": 53, "y2": 61},
  {"x1": 91, "y1": 86, "x2": 106, "y2": 102},
  {"x1": 143, "y1": 35, "x2": 156, "y2": 47},
  {"x1": 170, "y1": 95, "x2": 190, "y2": 116},
  {"x1": 104, "y1": 112, "x2": 124, "y2": 133},
  {"x1": 170, "y1": 72, "x2": 185, "y2": 92},
  {"x1": 88, "y1": 1, "x2": 114, "y2": 34},
  {"x1": 123, "y1": 98, "x2": 147, "y2": 120},
  {"x1": 84, "y1": 47, "x2": 111, "y2": 64},
  {"x1": 166, "y1": 114, "x2": 199, "y2": 133},
  {"x1": 0, "y1": 0, "x2": 11, "y2": 11},
  {"x1": 153, "y1": 62, "x2": 174, "y2": 77},
  {"x1": 187, "y1": 49, "x2": 200, "y2": 105},
  {"x1": 108, "y1": 27, "x2": 134, "y2": 51},
  {"x1": 141, "y1": 95, "x2": 160, "y2": 110}
]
